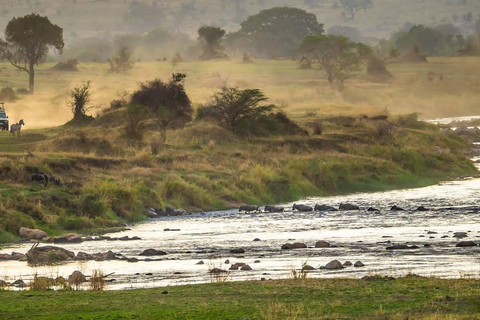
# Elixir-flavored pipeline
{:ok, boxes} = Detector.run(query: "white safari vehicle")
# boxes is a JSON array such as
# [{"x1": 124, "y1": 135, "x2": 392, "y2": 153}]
[{"x1": 0, "y1": 103, "x2": 8, "y2": 131}]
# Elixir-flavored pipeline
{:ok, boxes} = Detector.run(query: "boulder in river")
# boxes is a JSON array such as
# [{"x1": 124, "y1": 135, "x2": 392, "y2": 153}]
[
  {"x1": 53, "y1": 233, "x2": 82, "y2": 244},
  {"x1": 343, "y1": 261, "x2": 353, "y2": 267},
  {"x1": 453, "y1": 232, "x2": 468, "y2": 239},
  {"x1": 339, "y1": 203, "x2": 360, "y2": 211},
  {"x1": 19, "y1": 227, "x2": 47, "y2": 240},
  {"x1": 354, "y1": 261, "x2": 365, "y2": 267},
  {"x1": 386, "y1": 244, "x2": 419, "y2": 250},
  {"x1": 140, "y1": 249, "x2": 168, "y2": 256},
  {"x1": 240, "y1": 264, "x2": 252, "y2": 271},
  {"x1": 282, "y1": 243, "x2": 307, "y2": 250},
  {"x1": 230, "y1": 248, "x2": 245, "y2": 254},
  {"x1": 456, "y1": 241, "x2": 477, "y2": 247},
  {"x1": 390, "y1": 205, "x2": 404, "y2": 211},
  {"x1": 68, "y1": 271, "x2": 87, "y2": 284},
  {"x1": 314, "y1": 204, "x2": 337, "y2": 211},
  {"x1": 26, "y1": 243, "x2": 75, "y2": 266},
  {"x1": 196, "y1": 260, "x2": 204, "y2": 265},
  {"x1": 315, "y1": 241, "x2": 331, "y2": 248},
  {"x1": 324, "y1": 260, "x2": 344, "y2": 270}
]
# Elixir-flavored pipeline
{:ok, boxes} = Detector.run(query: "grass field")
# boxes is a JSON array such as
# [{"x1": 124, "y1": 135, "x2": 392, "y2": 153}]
[
  {"x1": 3, "y1": 56, "x2": 480, "y2": 129},
  {"x1": 1, "y1": 277, "x2": 480, "y2": 319}
]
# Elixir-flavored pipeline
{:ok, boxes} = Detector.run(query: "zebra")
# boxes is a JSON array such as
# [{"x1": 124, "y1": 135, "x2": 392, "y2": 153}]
[{"x1": 10, "y1": 119, "x2": 25, "y2": 137}]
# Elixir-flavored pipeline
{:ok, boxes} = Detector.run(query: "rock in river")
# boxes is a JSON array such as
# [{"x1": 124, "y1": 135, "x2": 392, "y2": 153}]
[
  {"x1": 282, "y1": 243, "x2": 307, "y2": 250},
  {"x1": 456, "y1": 241, "x2": 477, "y2": 247},
  {"x1": 19, "y1": 227, "x2": 47, "y2": 241},
  {"x1": 140, "y1": 249, "x2": 168, "y2": 256},
  {"x1": 324, "y1": 260, "x2": 344, "y2": 270},
  {"x1": 315, "y1": 241, "x2": 331, "y2": 248}
]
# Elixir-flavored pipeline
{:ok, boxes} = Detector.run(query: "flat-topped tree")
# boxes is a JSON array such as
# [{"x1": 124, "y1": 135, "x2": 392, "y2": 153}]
[
  {"x1": 339, "y1": 0, "x2": 373, "y2": 21},
  {"x1": 0, "y1": 14, "x2": 64, "y2": 94},
  {"x1": 198, "y1": 26, "x2": 228, "y2": 60}
]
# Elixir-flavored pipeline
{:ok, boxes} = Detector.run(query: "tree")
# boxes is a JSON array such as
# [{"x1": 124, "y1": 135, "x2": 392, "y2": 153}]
[
  {"x1": 197, "y1": 26, "x2": 228, "y2": 60},
  {"x1": 199, "y1": 87, "x2": 305, "y2": 137},
  {"x1": 69, "y1": 81, "x2": 93, "y2": 120},
  {"x1": 395, "y1": 25, "x2": 443, "y2": 56},
  {"x1": 123, "y1": 1, "x2": 163, "y2": 34},
  {"x1": 108, "y1": 45, "x2": 134, "y2": 73},
  {"x1": 225, "y1": 7, "x2": 324, "y2": 59},
  {"x1": 130, "y1": 73, "x2": 193, "y2": 141},
  {"x1": 339, "y1": 0, "x2": 373, "y2": 21},
  {"x1": 0, "y1": 14, "x2": 64, "y2": 94},
  {"x1": 299, "y1": 34, "x2": 372, "y2": 91}
]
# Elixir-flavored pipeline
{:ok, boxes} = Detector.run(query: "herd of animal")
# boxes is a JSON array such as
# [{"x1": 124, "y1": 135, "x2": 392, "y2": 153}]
[
  {"x1": 239, "y1": 203, "x2": 429, "y2": 213},
  {"x1": 31, "y1": 172, "x2": 62, "y2": 187}
]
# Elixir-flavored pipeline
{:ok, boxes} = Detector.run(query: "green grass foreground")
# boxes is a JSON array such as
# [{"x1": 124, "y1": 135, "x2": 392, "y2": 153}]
[{"x1": 1, "y1": 277, "x2": 480, "y2": 319}]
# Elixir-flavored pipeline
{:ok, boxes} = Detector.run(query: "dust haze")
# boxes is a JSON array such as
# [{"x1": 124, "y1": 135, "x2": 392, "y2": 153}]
[{"x1": 1, "y1": 0, "x2": 480, "y2": 128}]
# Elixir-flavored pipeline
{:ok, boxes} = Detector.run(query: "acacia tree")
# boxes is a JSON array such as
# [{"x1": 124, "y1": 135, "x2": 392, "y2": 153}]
[
  {"x1": 339, "y1": 0, "x2": 373, "y2": 21},
  {"x1": 224, "y1": 7, "x2": 324, "y2": 59},
  {"x1": 69, "y1": 81, "x2": 93, "y2": 120},
  {"x1": 130, "y1": 73, "x2": 193, "y2": 141},
  {"x1": 198, "y1": 26, "x2": 228, "y2": 60},
  {"x1": 300, "y1": 34, "x2": 372, "y2": 91},
  {"x1": 108, "y1": 45, "x2": 134, "y2": 73},
  {"x1": 0, "y1": 14, "x2": 64, "y2": 94}
]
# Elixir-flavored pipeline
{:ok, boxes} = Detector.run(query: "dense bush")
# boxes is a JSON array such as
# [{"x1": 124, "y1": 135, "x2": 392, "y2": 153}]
[
  {"x1": 130, "y1": 73, "x2": 193, "y2": 140},
  {"x1": 124, "y1": 104, "x2": 150, "y2": 140},
  {"x1": 198, "y1": 87, "x2": 303, "y2": 137}
]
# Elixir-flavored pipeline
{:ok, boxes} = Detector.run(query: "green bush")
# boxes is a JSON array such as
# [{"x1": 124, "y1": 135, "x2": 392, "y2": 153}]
[{"x1": 80, "y1": 194, "x2": 106, "y2": 218}]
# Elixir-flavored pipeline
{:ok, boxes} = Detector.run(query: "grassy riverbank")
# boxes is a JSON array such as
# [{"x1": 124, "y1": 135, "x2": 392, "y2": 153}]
[
  {"x1": 1, "y1": 277, "x2": 480, "y2": 319},
  {"x1": 0, "y1": 115, "x2": 476, "y2": 243},
  {"x1": 0, "y1": 58, "x2": 478, "y2": 242}
]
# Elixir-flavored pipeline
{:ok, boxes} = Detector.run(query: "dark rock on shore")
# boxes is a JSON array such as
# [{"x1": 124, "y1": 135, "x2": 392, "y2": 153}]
[
  {"x1": 19, "y1": 227, "x2": 47, "y2": 241},
  {"x1": 386, "y1": 245, "x2": 419, "y2": 250},
  {"x1": 324, "y1": 260, "x2": 344, "y2": 270},
  {"x1": 315, "y1": 241, "x2": 330, "y2": 248},
  {"x1": 282, "y1": 243, "x2": 307, "y2": 250},
  {"x1": 339, "y1": 203, "x2": 360, "y2": 210},
  {"x1": 53, "y1": 233, "x2": 82, "y2": 244},
  {"x1": 456, "y1": 241, "x2": 477, "y2": 247},
  {"x1": 140, "y1": 249, "x2": 168, "y2": 256}
]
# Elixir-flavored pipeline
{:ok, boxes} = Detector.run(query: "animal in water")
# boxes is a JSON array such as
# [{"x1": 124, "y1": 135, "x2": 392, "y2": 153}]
[
  {"x1": 10, "y1": 119, "x2": 25, "y2": 137},
  {"x1": 264, "y1": 205, "x2": 284, "y2": 213},
  {"x1": 239, "y1": 205, "x2": 260, "y2": 213},
  {"x1": 314, "y1": 204, "x2": 337, "y2": 211},
  {"x1": 339, "y1": 203, "x2": 360, "y2": 210},
  {"x1": 31, "y1": 173, "x2": 49, "y2": 186},
  {"x1": 390, "y1": 205, "x2": 405, "y2": 211},
  {"x1": 292, "y1": 204, "x2": 313, "y2": 212}
]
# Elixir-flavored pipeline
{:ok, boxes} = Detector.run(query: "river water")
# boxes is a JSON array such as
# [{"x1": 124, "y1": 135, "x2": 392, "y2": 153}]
[{"x1": 2, "y1": 133, "x2": 480, "y2": 290}]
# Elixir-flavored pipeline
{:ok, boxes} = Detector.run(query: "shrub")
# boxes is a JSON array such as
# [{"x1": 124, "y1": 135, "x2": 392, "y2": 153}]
[
  {"x1": 124, "y1": 104, "x2": 150, "y2": 140},
  {"x1": 312, "y1": 120, "x2": 324, "y2": 135},
  {"x1": 68, "y1": 81, "x2": 93, "y2": 119},
  {"x1": 130, "y1": 73, "x2": 193, "y2": 140},
  {"x1": 80, "y1": 194, "x2": 106, "y2": 218}
]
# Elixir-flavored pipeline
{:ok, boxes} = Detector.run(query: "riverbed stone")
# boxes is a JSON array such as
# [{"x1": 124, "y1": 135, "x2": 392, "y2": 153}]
[
  {"x1": 19, "y1": 227, "x2": 47, "y2": 240},
  {"x1": 315, "y1": 241, "x2": 331, "y2": 248},
  {"x1": 302, "y1": 265, "x2": 315, "y2": 271},
  {"x1": 386, "y1": 245, "x2": 419, "y2": 250},
  {"x1": 282, "y1": 243, "x2": 307, "y2": 250},
  {"x1": 196, "y1": 260, "x2": 204, "y2": 265},
  {"x1": 456, "y1": 241, "x2": 477, "y2": 247},
  {"x1": 53, "y1": 233, "x2": 82, "y2": 244},
  {"x1": 230, "y1": 248, "x2": 245, "y2": 254},
  {"x1": 343, "y1": 261, "x2": 353, "y2": 267},
  {"x1": 209, "y1": 268, "x2": 227, "y2": 274},
  {"x1": 354, "y1": 261, "x2": 365, "y2": 267},
  {"x1": 324, "y1": 260, "x2": 344, "y2": 270},
  {"x1": 240, "y1": 264, "x2": 252, "y2": 271},
  {"x1": 140, "y1": 249, "x2": 168, "y2": 256},
  {"x1": 454, "y1": 232, "x2": 468, "y2": 239},
  {"x1": 68, "y1": 271, "x2": 87, "y2": 284},
  {"x1": 253, "y1": 238, "x2": 261, "y2": 242},
  {"x1": 127, "y1": 258, "x2": 139, "y2": 263},
  {"x1": 13, "y1": 279, "x2": 27, "y2": 288},
  {"x1": 26, "y1": 245, "x2": 75, "y2": 265}
]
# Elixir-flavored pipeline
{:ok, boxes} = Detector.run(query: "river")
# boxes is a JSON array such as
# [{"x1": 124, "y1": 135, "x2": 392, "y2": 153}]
[{"x1": 2, "y1": 131, "x2": 480, "y2": 290}]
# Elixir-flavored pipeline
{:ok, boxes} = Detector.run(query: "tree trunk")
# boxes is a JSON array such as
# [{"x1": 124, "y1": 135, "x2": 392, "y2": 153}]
[{"x1": 29, "y1": 63, "x2": 35, "y2": 94}]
